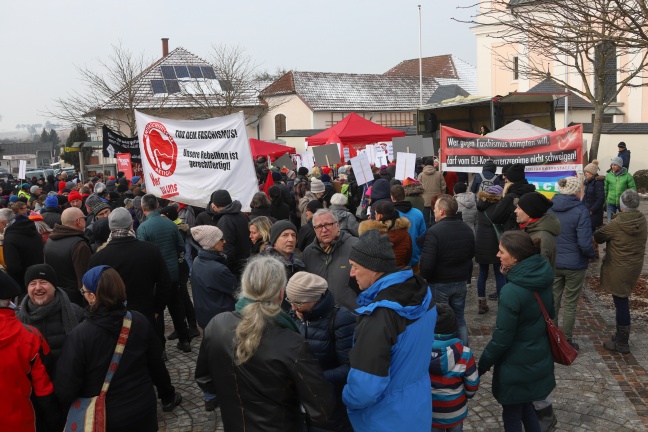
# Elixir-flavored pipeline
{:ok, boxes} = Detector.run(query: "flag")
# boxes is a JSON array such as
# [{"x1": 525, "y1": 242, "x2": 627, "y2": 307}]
[{"x1": 262, "y1": 169, "x2": 274, "y2": 198}]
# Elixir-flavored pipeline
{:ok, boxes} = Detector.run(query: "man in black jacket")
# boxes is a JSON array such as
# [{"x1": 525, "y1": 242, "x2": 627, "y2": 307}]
[
  {"x1": 489, "y1": 163, "x2": 536, "y2": 231},
  {"x1": 89, "y1": 207, "x2": 171, "y2": 336},
  {"x1": 195, "y1": 190, "x2": 250, "y2": 279},
  {"x1": 420, "y1": 194, "x2": 475, "y2": 346},
  {"x1": 4, "y1": 206, "x2": 44, "y2": 294},
  {"x1": 44, "y1": 207, "x2": 92, "y2": 306}
]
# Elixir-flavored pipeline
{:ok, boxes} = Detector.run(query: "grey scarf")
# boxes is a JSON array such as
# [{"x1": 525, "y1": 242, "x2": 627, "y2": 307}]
[{"x1": 17, "y1": 288, "x2": 80, "y2": 334}]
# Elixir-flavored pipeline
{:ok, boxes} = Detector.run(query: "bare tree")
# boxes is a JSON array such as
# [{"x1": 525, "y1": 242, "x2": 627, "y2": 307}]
[
  {"x1": 46, "y1": 43, "x2": 156, "y2": 136},
  {"x1": 465, "y1": 0, "x2": 648, "y2": 160}
]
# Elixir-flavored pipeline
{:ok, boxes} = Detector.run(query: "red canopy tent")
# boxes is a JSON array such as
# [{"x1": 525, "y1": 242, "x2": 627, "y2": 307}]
[
  {"x1": 306, "y1": 112, "x2": 406, "y2": 162},
  {"x1": 249, "y1": 138, "x2": 296, "y2": 160}
]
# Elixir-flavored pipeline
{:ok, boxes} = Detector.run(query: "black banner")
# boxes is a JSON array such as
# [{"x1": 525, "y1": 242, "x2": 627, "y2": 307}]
[{"x1": 102, "y1": 125, "x2": 143, "y2": 177}]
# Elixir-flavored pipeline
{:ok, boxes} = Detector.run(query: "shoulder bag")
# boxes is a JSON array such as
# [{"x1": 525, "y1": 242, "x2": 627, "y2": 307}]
[
  {"x1": 65, "y1": 311, "x2": 133, "y2": 432},
  {"x1": 533, "y1": 292, "x2": 578, "y2": 366},
  {"x1": 484, "y1": 209, "x2": 505, "y2": 240}
]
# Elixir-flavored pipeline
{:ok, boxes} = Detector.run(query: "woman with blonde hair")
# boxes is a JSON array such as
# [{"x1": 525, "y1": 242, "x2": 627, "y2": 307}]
[
  {"x1": 249, "y1": 216, "x2": 272, "y2": 255},
  {"x1": 195, "y1": 256, "x2": 334, "y2": 431}
]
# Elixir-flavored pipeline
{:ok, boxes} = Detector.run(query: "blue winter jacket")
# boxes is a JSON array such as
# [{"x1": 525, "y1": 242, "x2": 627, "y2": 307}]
[
  {"x1": 343, "y1": 269, "x2": 437, "y2": 431},
  {"x1": 136, "y1": 211, "x2": 183, "y2": 281},
  {"x1": 190, "y1": 249, "x2": 238, "y2": 328},
  {"x1": 548, "y1": 194, "x2": 595, "y2": 270},
  {"x1": 394, "y1": 201, "x2": 427, "y2": 266}
]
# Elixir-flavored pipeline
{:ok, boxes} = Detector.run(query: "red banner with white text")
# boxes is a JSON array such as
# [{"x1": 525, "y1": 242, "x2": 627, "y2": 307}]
[
  {"x1": 440, "y1": 124, "x2": 583, "y2": 173},
  {"x1": 116, "y1": 153, "x2": 134, "y2": 180}
]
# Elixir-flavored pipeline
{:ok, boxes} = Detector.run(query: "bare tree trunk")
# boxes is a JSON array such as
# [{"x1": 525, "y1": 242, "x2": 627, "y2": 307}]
[{"x1": 590, "y1": 104, "x2": 604, "y2": 162}]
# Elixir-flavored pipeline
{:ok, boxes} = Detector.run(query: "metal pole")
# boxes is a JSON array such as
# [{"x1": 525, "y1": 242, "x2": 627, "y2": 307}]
[
  {"x1": 564, "y1": 54, "x2": 569, "y2": 128},
  {"x1": 419, "y1": 5, "x2": 423, "y2": 106}
]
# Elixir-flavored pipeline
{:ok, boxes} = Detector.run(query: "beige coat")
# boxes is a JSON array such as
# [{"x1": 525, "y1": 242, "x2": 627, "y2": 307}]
[
  {"x1": 594, "y1": 210, "x2": 647, "y2": 297},
  {"x1": 417, "y1": 166, "x2": 446, "y2": 207}
]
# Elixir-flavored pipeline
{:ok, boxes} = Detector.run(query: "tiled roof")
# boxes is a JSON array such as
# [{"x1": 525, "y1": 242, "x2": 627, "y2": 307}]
[
  {"x1": 528, "y1": 78, "x2": 593, "y2": 109},
  {"x1": 96, "y1": 47, "x2": 263, "y2": 111},
  {"x1": 385, "y1": 55, "x2": 477, "y2": 94},
  {"x1": 263, "y1": 71, "x2": 439, "y2": 111},
  {"x1": 579, "y1": 123, "x2": 648, "y2": 134}
]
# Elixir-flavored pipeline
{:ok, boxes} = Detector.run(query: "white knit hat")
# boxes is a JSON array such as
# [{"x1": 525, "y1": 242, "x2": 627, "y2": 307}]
[
  {"x1": 557, "y1": 176, "x2": 581, "y2": 196},
  {"x1": 191, "y1": 225, "x2": 223, "y2": 250}
]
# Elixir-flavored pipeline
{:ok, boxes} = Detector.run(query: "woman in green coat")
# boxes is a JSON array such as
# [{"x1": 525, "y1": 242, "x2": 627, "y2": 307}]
[{"x1": 478, "y1": 230, "x2": 556, "y2": 432}]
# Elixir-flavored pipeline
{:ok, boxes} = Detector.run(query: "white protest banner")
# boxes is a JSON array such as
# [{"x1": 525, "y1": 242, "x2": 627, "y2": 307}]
[
  {"x1": 395, "y1": 152, "x2": 417, "y2": 181},
  {"x1": 350, "y1": 153, "x2": 373, "y2": 186},
  {"x1": 296, "y1": 150, "x2": 315, "y2": 171},
  {"x1": 135, "y1": 110, "x2": 257, "y2": 211},
  {"x1": 18, "y1": 160, "x2": 26, "y2": 180},
  {"x1": 364, "y1": 144, "x2": 376, "y2": 166},
  {"x1": 375, "y1": 150, "x2": 387, "y2": 167}
]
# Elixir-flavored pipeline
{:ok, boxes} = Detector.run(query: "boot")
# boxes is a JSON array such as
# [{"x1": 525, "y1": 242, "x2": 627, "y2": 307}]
[
  {"x1": 535, "y1": 404, "x2": 557, "y2": 432},
  {"x1": 478, "y1": 298, "x2": 489, "y2": 314},
  {"x1": 604, "y1": 325, "x2": 630, "y2": 353}
]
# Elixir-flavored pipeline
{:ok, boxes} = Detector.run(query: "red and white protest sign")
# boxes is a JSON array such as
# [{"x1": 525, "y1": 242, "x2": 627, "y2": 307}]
[
  {"x1": 115, "y1": 153, "x2": 133, "y2": 180},
  {"x1": 135, "y1": 111, "x2": 257, "y2": 210}
]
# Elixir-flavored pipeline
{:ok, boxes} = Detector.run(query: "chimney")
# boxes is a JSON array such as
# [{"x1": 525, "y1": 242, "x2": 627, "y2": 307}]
[{"x1": 162, "y1": 38, "x2": 169, "y2": 57}]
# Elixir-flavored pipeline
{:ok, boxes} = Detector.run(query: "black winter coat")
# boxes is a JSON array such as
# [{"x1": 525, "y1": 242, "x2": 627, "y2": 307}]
[
  {"x1": 297, "y1": 219, "x2": 317, "y2": 252},
  {"x1": 583, "y1": 176, "x2": 605, "y2": 229},
  {"x1": 40, "y1": 207, "x2": 62, "y2": 229},
  {"x1": 55, "y1": 308, "x2": 175, "y2": 432},
  {"x1": 420, "y1": 216, "x2": 475, "y2": 284},
  {"x1": 88, "y1": 237, "x2": 171, "y2": 322},
  {"x1": 190, "y1": 249, "x2": 237, "y2": 328},
  {"x1": 195, "y1": 201, "x2": 251, "y2": 278},
  {"x1": 195, "y1": 311, "x2": 335, "y2": 432},
  {"x1": 4, "y1": 216, "x2": 44, "y2": 291},
  {"x1": 489, "y1": 181, "x2": 536, "y2": 230},
  {"x1": 475, "y1": 191, "x2": 502, "y2": 264}
]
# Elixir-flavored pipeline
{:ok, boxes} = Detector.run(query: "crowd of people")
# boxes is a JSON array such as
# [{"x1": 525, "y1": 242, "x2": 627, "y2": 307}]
[{"x1": 1, "y1": 142, "x2": 645, "y2": 432}]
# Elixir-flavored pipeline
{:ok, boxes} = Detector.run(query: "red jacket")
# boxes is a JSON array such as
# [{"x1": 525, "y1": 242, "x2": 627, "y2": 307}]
[{"x1": 0, "y1": 308, "x2": 56, "y2": 432}]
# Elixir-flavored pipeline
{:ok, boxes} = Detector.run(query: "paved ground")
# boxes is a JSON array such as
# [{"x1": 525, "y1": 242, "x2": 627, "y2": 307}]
[{"x1": 158, "y1": 203, "x2": 648, "y2": 431}]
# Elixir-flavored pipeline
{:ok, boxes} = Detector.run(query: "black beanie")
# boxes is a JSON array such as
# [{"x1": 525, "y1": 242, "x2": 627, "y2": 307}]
[
  {"x1": 25, "y1": 264, "x2": 58, "y2": 288},
  {"x1": 270, "y1": 220, "x2": 297, "y2": 246},
  {"x1": 483, "y1": 160, "x2": 497, "y2": 173},
  {"x1": 272, "y1": 171, "x2": 282, "y2": 182},
  {"x1": 211, "y1": 190, "x2": 232, "y2": 207},
  {"x1": 297, "y1": 167, "x2": 309, "y2": 176},
  {"x1": 434, "y1": 303, "x2": 458, "y2": 335},
  {"x1": 0, "y1": 271, "x2": 20, "y2": 299},
  {"x1": 502, "y1": 163, "x2": 513, "y2": 178},
  {"x1": 349, "y1": 230, "x2": 397, "y2": 273},
  {"x1": 453, "y1": 182, "x2": 468, "y2": 194},
  {"x1": 306, "y1": 199, "x2": 323, "y2": 213},
  {"x1": 159, "y1": 205, "x2": 179, "y2": 221},
  {"x1": 506, "y1": 164, "x2": 526, "y2": 183},
  {"x1": 517, "y1": 192, "x2": 553, "y2": 218}
]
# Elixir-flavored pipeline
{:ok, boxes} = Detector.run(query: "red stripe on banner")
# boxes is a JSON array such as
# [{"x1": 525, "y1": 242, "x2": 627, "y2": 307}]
[{"x1": 161, "y1": 192, "x2": 180, "y2": 199}]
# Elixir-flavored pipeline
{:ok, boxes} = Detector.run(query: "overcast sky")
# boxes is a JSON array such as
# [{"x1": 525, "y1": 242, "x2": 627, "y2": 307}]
[{"x1": 0, "y1": 1, "x2": 476, "y2": 134}]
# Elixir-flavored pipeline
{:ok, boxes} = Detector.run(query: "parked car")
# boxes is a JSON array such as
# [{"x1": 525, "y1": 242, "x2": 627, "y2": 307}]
[{"x1": 25, "y1": 168, "x2": 55, "y2": 180}]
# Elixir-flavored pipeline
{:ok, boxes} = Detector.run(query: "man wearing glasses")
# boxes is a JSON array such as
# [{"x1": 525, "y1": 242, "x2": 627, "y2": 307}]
[
  {"x1": 43, "y1": 207, "x2": 92, "y2": 306},
  {"x1": 303, "y1": 209, "x2": 359, "y2": 311}
]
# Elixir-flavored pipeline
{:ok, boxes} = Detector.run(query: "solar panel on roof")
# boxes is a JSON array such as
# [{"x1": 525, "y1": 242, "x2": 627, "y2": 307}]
[
  {"x1": 161, "y1": 66, "x2": 176, "y2": 79},
  {"x1": 219, "y1": 79, "x2": 233, "y2": 92},
  {"x1": 175, "y1": 66, "x2": 189, "y2": 78},
  {"x1": 188, "y1": 66, "x2": 203, "y2": 78},
  {"x1": 151, "y1": 80, "x2": 166, "y2": 94},
  {"x1": 165, "y1": 79, "x2": 181, "y2": 94},
  {"x1": 201, "y1": 66, "x2": 217, "y2": 79}
]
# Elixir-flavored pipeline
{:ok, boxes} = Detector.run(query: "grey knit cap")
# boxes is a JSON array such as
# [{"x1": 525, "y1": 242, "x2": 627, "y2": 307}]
[
  {"x1": 270, "y1": 220, "x2": 297, "y2": 246},
  {"x1": 620, "y1": 189, "x2": 640, "y2": 211},
  {"x1": 349, "y1": 229, "x2": 397, "y2": 273}
]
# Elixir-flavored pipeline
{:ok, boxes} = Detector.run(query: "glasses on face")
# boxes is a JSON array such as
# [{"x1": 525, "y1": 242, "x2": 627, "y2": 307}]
[
  {"x1": 79, "y1": 288, "x2": 92, "y2": 296},
  {"x1": 286, "y1": 298, "x2": 310, "y2": 309},
  {"x1": 313, "y1": 221, "x2": 337, "y2": 232}
]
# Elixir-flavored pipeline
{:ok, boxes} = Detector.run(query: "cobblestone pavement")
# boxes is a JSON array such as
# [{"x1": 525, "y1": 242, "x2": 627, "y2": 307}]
[{"x1": 159, "y1": 204, "x2": 648, "y2": 431}]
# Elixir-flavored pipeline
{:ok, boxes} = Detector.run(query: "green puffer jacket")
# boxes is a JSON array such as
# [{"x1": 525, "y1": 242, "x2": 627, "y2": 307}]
[
  {"x1": 478, "y1": 254, "x2": 556, "y2": 405},
  {"x1": 604, "y1": 168, "x2": 636, "y2": 206},
  {"x1": 524, "y1": 213, "x2": 561, "y2": 268},
  {"x1": 594, "y1": 210, "x2": 648, "y2": 298},
  {"x1": 136, "y1": 211, "x2": 183, "y2": 281}
]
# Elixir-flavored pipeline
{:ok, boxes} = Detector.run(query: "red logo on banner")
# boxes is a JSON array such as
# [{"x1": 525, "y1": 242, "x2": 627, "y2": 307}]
[{"x1": 142, "y1": 122, "x2": 177, "y2": 177}]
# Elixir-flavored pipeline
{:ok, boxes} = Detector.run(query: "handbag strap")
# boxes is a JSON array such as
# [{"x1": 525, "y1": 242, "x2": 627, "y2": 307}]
[
  {"x1": 99, "y1": 311, "x2": 132, "y2": 395},
  {"x1": 533, "y1": 292, "x2": 551, "y2": 322}
]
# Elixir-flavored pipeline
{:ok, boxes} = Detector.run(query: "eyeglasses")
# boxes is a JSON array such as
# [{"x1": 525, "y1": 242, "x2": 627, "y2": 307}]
[
  {"x1": 313, "y1": 221, "x2": 338, "y2": 232},
  {"x1": 286, "y1": 298, "x2": 311, "y2": 309},
  {"x1": 79, "y1": 288, "x2": 92, "y2": 296}
]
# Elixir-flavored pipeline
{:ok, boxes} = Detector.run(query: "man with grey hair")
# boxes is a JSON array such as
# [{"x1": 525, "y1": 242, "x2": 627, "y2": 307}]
[
  {"x1": 303, "y1": 208, "x2": 359, "y2": 310},
  {"x1": 0, "y1": 207, "x2": 15, "y2": 269},
  {"x1": 44, "y1": 207, "x2": 91, "y2": 306},
  {"x1": 137, "y1": 194, "x2": 191, "y2": 352},
  {"x1": 595, "y1": 189, "x2": 647, "y2": 353}
]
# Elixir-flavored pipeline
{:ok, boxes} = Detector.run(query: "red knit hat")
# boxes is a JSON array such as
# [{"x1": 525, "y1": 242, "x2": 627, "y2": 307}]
[{"x1": 68, "y1": 191, "x2": 83, "y2": 202}]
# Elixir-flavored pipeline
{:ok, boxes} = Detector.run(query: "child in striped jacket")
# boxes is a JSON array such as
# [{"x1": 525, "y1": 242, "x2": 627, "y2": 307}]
[{"x1": 429, "y1": 304, "x2": 480, "y2": 431}]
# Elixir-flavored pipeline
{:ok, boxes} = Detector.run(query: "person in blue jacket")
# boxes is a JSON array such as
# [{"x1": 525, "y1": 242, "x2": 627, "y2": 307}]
[
  {"x1": 549, "y1": 176, "x2": 595, "y2": 350},
  {"x1": 343, "y1": 230, "x2": 437, "y2": 431},
  {"x1": 286, "y1": 272, "x2": 356, "y2": 432}
]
